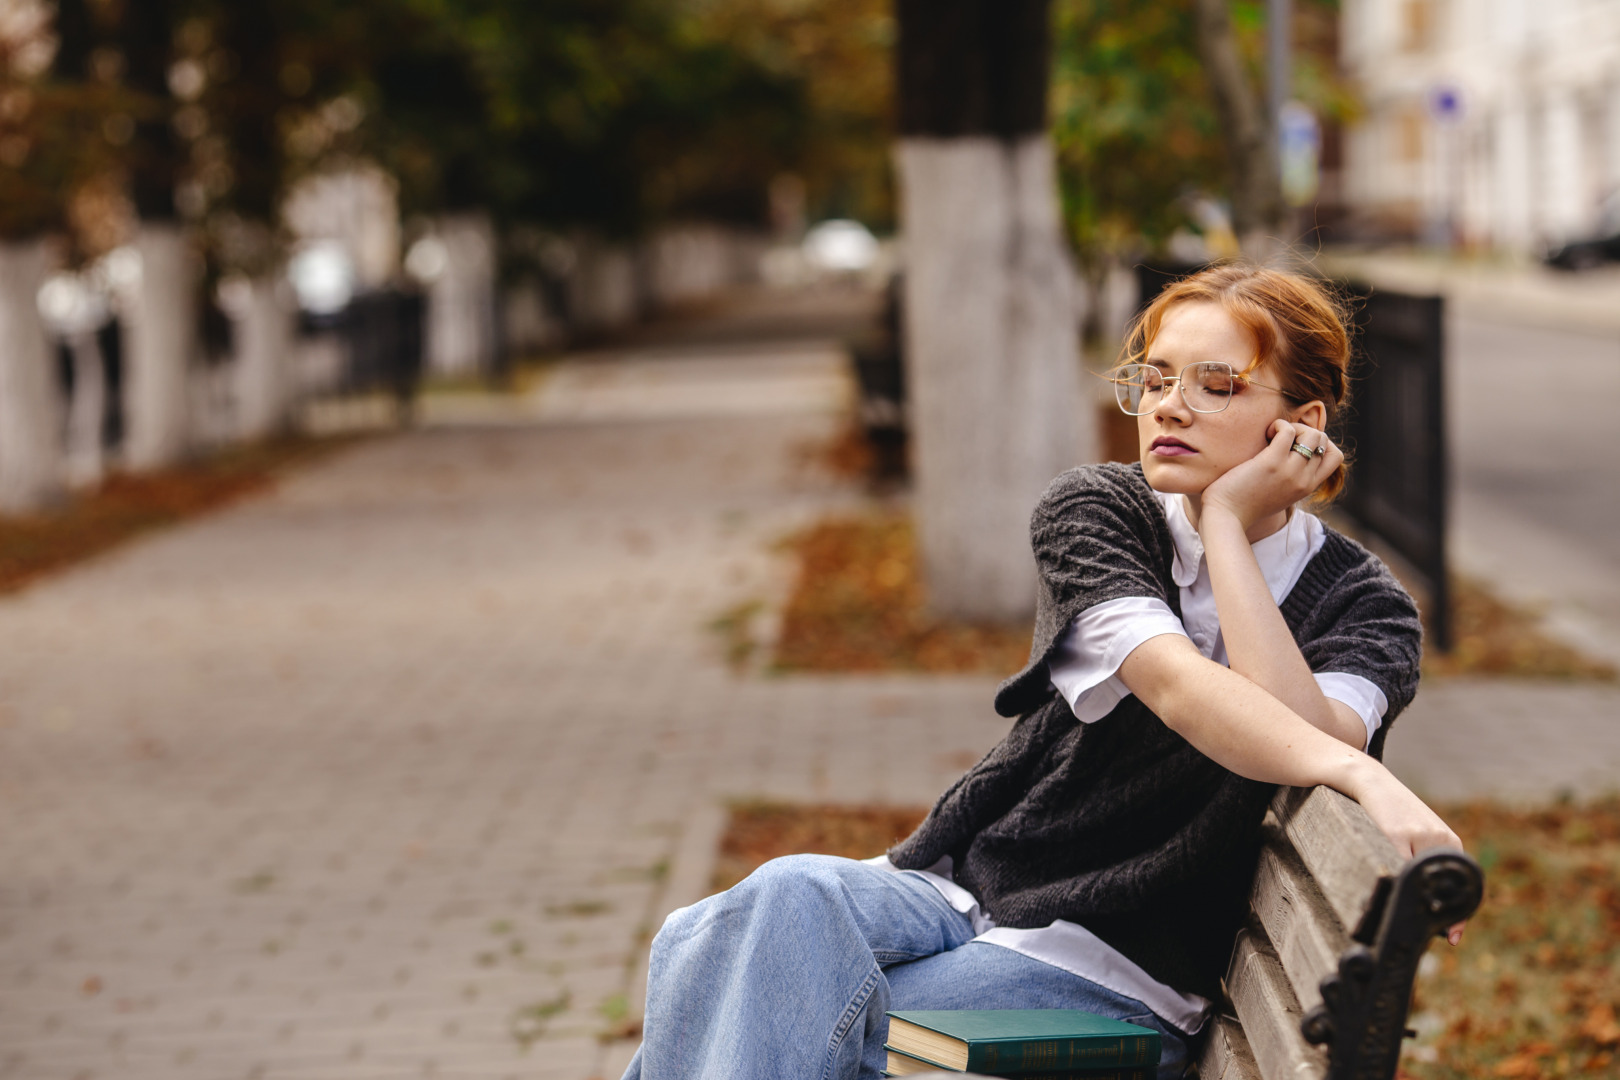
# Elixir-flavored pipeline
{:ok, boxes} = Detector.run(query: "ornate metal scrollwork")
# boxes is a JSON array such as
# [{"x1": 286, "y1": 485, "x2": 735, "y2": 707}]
[{"x1": 1300, "y1": 849, "x2": 1484, "y2": 1080}]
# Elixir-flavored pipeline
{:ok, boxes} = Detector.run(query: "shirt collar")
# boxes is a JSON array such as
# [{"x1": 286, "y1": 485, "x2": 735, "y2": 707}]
[{"x1": 1154, "y1": 491, "x2": 1321, "y2": 602}]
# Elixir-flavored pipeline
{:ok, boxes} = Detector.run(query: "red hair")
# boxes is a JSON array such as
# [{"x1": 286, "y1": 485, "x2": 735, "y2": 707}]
[{"x1": 1118, "y1": 264, "x2": 1354, "y2": 503}]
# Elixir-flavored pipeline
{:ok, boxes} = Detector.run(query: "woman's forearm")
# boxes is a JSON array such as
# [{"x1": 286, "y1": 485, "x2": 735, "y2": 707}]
[
  {"x1": 1198, "y1": 507, "x2": 1367, "y2": 748},
  {"x1": 1119, "y1": 634, "x2": 1459, "y2": 861},
  {"x1": 1121, "y1": 633, "x2": 1368, "y2": 789}
]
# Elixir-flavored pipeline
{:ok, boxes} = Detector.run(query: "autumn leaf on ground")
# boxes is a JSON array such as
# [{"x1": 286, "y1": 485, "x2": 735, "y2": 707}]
[{"x1": 1579, "y1": 1002, "x2": 1620, "y2": 1046}]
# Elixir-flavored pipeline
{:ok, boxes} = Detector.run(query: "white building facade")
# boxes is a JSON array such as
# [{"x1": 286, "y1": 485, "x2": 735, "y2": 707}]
[{"x1": 1339, "y1": 0, "x2": 1620, "y2": 254}]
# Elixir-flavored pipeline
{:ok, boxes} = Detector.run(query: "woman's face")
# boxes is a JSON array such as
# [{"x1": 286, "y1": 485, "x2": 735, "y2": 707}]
[{"x1": 1136, "y1": 300, "x2": 1306, "y2": 497}]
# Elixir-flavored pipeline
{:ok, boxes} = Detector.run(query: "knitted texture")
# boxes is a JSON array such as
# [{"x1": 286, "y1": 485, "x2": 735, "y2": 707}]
[{"x1": 888, "y1": 462, "x2": 1423, "y2": 999}]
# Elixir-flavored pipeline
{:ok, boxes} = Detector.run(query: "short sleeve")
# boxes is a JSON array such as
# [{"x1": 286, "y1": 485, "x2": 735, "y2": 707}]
[
  {"x1": 1048, "y1": 598, "x2": 1190, "y2": 724},
  {"x1": 1286, "y1": 536, "x2": 1423, "y2": 758},
  {"x1": 1313, "y1": 672, "x2": 1389, "y2": 752}
]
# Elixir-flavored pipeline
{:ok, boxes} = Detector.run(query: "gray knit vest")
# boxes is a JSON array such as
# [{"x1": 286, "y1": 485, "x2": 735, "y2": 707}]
[{"x1": 888, "y1": 463, "x2": 1423, "y2": 1002}]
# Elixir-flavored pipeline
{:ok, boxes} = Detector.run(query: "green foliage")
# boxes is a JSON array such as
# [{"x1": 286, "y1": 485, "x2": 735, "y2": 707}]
[
  {"x1": 1049, "y1": 0, "x2": 1225, "y2": 274},
  {"x1": 336, "y1": 0, "x2": 818, "y2": 232},
  {"x1": 1049, "y1": 0, "x2": 1355, "y2": 274}
]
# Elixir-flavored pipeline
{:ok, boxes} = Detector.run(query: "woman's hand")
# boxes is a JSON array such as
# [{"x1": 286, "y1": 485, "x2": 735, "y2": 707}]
[
  {"x1": 1200, "y1": 419, "x2": 1344, "y2": 533},
  {"x1": 1344, "y1": 757, "x2": 1468, "y2": 946}
]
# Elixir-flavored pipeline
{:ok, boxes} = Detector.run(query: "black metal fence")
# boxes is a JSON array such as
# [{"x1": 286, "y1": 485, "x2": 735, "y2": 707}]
[
  {"x1": 1133, "y1": 265, "x2": 1451, "y2": 650},
  {"x1": 1338, "y1": 286, "x2": 1449, "y2": 650},
  {"x1": 340, "y1": 289, "x2": 425, "y2": 411}
]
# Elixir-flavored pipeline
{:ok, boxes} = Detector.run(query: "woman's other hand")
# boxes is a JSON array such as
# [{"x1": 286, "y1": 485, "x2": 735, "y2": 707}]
[
  {"x1": 1200, "y1": 419, "x2": 1344, "y2": 533},
  {"x1": 1344, "y1": 756, "x2": 1468, "y2": 946}
]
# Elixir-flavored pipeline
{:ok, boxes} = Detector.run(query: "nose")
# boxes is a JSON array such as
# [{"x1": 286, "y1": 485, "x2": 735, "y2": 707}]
[{"x1": 1151, "y1": 377, "x2": 1193, "y2": 424}]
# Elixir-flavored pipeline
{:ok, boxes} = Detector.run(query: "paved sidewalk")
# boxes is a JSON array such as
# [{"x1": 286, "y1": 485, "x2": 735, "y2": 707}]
[
  {"x1": 2, "y1": 296, "x2": 1617, "y2": 1080},
  {"x1": 0, "y1": 344, "x2": 1008, "y2": 1080}
]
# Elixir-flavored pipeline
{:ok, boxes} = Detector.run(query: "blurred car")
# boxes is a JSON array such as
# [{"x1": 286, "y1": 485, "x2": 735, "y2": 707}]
[
  {"x1": 288, "y1": 240, "x2": 357, "y2": 330},
  {"x1": 802, "y1": 219, "x2": 879, "y2": 275},
  {"x1": 1545, "y1": 192, "x2": 1620, "y2": 270}
]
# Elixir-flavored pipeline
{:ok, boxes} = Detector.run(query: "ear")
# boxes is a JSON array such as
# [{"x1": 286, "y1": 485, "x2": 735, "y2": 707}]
[{"x1": 1288, "y1": 398, "x2": 1328, "y2": 431}]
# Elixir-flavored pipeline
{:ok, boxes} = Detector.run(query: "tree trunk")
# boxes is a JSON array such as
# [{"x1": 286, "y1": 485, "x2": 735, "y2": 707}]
[
  {"x1": 567, "y1": 235, "x2": 641, "y2": 337},
  {"x1": 897, "y1": 136, "x2": 1086, "y2": 621},
  {"x1": 0, "y1": 239, "x2": 64, "y2": 512},
  {"x1": 425, "y1": 212, "x2": 498, "y2": 377},
  {"x1": 895, "y1": 0, "x2": 1089, "y2": 622},
  {"x1": 1193, "y1": 0, "x2": 1285, "y2": 257},
  {"x1": 123, "y1": 223, "x2": 197, "y2": 469},
  {"x1": 233, "y1": 273, "x2": 294, "y2": 440}
]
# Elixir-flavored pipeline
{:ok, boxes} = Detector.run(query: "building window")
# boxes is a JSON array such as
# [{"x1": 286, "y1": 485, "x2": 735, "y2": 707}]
[
  {"x1": 1401, "y1": 0, "x2": 1440, "y2": 53},
  {"x1": 1398, "y1": 107, "x2": 1426, "y2": 163}
]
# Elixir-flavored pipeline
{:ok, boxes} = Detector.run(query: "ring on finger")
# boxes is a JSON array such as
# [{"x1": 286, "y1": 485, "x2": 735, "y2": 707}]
[{"x1": 1290, "y1": 441, "x2": 1316, "y2": 460}]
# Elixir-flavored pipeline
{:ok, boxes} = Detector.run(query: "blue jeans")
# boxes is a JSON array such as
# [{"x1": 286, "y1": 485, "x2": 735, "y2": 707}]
[{"x1": 622, "y1": 854, "x2": 1191, "y2": 1080}]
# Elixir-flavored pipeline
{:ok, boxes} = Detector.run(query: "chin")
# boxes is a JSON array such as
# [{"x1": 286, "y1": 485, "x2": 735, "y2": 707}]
[{"x1": 1139, "y1": 458, "x2": 1208, "y2": 496}]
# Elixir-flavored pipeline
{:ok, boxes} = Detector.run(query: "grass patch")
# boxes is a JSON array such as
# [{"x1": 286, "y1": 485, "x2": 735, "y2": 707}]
[
  {"x1": 0, "y1": 435, "x2": 358, "y2": 596},
  {"x1": 1423, "y1": 577, "x2": 1616, "y2": 681},
  {"x1": 713, "y1": 799, "x2": 1620, "y2": 1079},
  {"x1": 711, "y1": 800, "x2": 929, "y2": 892},
  {"x1": 772, "y1": 512, "x2": 1030, "y2": 675},
  {"x1": 1402, "y1": 798, "x2": 1620, "y2": 1079}
]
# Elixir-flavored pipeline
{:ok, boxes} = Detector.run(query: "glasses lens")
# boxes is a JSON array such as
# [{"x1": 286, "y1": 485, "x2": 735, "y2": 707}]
[
  {"x1": 1115, "y1": 365, "x2": 1160, "y2": 415},
  {"x1": 1185, "y1": 362, "x2": 1235, "y2": 413}
]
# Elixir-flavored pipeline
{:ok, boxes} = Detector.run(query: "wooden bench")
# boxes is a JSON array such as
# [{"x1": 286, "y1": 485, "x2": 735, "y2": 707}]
[{"x1": 1197, "y1": 786, "x2": 1484, "y2": 1080}]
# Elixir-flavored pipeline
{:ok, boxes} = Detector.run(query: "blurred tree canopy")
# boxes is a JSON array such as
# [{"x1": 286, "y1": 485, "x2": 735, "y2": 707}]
[
  {"x1": 1050, "y1": 0, "x2": 1353, "y2": 285},
  {"x1": 1050, "y1": 0, "x2": 1223, "y2": 281},
  {"x1": 0, "y1": 0, "x2": 898, "y2": 254},
  {"x1": 2, "y1": 0, "x2": 1351, "y2": 263}
]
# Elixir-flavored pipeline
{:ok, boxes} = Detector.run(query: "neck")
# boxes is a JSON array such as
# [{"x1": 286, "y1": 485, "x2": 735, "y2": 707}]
[{"x1": 1181, "y1": 493, "x2": 1291, "y2": 544}]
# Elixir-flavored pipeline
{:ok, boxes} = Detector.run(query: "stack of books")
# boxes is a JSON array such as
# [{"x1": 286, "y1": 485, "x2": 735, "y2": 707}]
[{"x1": 883, "y1": 1010, "x2": 1161, "y2": 1079}]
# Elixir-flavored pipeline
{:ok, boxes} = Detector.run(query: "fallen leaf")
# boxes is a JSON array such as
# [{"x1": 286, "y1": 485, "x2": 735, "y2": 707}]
[
  {"x1": 1580, "y1": 1002, "x2": 1620, "y2": 1047},
  {"x1": 1492, "y1": 1053, "x2": 1540, "y2": 1078}
]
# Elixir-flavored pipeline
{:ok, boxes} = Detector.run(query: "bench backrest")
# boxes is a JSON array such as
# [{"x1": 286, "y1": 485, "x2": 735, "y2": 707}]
[{"x1": 1199, "y1": 786, "x2": 1484, "y2": 1080}]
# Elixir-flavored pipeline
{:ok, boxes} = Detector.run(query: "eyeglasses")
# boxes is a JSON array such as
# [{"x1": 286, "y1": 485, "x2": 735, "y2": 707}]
[{"x1": 1112, "y1": 361, "x2": 1292, "y2": 416}]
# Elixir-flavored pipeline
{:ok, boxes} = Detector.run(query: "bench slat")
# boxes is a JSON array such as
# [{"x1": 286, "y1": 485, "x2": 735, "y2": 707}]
[
  {"x1": 1227, "y1": 926, "x2": 1327, "y2": 1080},
  {"x1": 1196, "y1": 1014, "x2": 1261, "y2": 1080},
  {"x1": 1251, "y1": 825, "x2": 1351, "y2": 1015},
  {"x1": 1270, "y1": 786, "x2": 1402, "y2": 934}
]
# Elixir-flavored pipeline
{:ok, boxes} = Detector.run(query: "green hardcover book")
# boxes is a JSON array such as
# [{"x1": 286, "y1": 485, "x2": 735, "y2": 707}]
[
  {"x1": 884, "y1": 1010, "x2": 1160, "y2": 1075},
  {"x1": 885, "y1": 1044, "x2": 1152, "y2": 1079}
]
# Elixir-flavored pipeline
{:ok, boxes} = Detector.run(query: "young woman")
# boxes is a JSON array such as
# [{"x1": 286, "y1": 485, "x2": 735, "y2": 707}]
[{"x1": 621, "y1": 265, "x2": 1463, "y2": 1080}]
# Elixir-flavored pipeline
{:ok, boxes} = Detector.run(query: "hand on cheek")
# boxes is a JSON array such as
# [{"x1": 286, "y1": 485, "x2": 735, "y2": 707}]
[{"x1": 1201, "y1": 419, "x2": 1341, "y2": 532}]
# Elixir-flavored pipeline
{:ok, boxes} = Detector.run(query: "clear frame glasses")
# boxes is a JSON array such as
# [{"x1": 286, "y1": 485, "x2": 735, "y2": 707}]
[{"x1": 1112, "y1": 361, "x2": 1290, "y2": 416}]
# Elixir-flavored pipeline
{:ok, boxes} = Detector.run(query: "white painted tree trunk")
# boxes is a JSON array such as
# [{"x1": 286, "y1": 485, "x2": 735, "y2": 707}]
[
  {"x1": 896, "y1": 135, "x2": 1093, "y2": 623},
  {"x1": 567, "y1": 237, "x2": 641, "y2": 334},
  {"x1": 646, "y1": 224, "x2": 735, "y2": 309},
  {"x1": 233, "y1": 273, "x2": 294, "y2": 440},
  {"x1": 125, "y1": 223, "x2": 198, "y2": 470},
  {"x1": 425, "y1": 212, "x2": 497, "y2": 377},
  {"x1": 0, "y1": 238, "x2": 64, "y2": 512}
]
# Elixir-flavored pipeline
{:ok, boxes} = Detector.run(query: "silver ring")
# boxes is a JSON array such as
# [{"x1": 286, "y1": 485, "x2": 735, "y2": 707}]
[{"x1": 1291, "y1": 441, "x2": 1316, "y2": 460}]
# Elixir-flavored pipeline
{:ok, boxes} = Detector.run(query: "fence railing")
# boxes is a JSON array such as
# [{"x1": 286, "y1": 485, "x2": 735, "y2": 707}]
[{"x1": 1338, "y1": 286, "x2": 1450, "y2": 650}]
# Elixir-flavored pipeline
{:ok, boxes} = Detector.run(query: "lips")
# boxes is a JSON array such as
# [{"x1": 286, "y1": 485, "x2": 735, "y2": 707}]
[{"x1": 1149, "y1": 436, "x2": 1197, "y2": 457}]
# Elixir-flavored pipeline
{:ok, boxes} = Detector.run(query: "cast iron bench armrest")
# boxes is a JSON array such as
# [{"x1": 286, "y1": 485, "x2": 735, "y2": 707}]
[{"x1": 1199, "y1": 786, "x2": 1483, "y2": 1080}]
